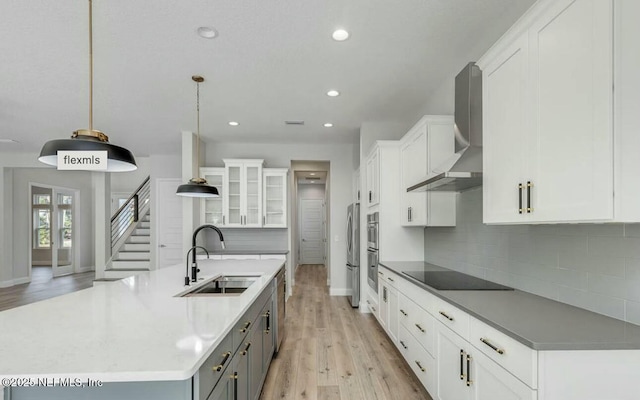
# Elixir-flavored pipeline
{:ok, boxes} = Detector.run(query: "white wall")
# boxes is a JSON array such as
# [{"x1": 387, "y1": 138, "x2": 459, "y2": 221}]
[
  {"x1": 205, "y1": 142, "x2": 355, "y2": 295},
  {"x1": 110, "y1": 157, "x2": 151, "y2": 193}
]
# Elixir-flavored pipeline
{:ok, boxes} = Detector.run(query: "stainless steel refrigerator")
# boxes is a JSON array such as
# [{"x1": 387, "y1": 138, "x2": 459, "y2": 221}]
[{"x1": 346, "y1": 203, "x2": 360, "y2": 307}]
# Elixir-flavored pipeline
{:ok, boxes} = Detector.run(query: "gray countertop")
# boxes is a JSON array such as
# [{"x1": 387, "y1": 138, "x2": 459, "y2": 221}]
[{"x1": 379, "y1": 261, "x2": 640, "y2": 351}]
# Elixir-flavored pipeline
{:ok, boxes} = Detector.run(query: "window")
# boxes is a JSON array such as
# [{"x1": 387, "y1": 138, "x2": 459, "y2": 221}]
[
  {"x1": 33, "y1": 194, "x2": 50, "y2": 205},
  {"x1": 57, "y1": 194, "x2": 73, "y2": 248},
  {"x1": 34, "y1": 209, "x2": 51, "y2": 248}
]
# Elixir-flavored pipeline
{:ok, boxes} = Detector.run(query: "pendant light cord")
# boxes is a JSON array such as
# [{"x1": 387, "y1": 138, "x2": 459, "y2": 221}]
[
  {"x1": 88, "y1": 0, "x2": 94, "y2": 132},
  {"x1": 196, "y1": 81, "x2": 201, "y2": 179}
]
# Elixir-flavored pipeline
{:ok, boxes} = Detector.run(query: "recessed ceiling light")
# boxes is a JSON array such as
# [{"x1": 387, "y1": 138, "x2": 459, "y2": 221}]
[
  {"x1": 197, "y1": 27, "x2": 218, "y2": 39},
  {"x1": 0, "y1": 139, "x2": 19, "y2": 144},
  {"x1": 310, "y1": 173, "x2": 316, "y2": 176},
  {"x1": 327, "y1": 90, "x2": 340, "y2": 97},
  {"x1": 323, "y1": 123, "x2": 333, "y2": 128},
  {"x1": 228, "y1": 121, "x2": 239, "y2": 126},
  {"x1": 332, "y1": 29, "x2": 349, "y2": 41}
]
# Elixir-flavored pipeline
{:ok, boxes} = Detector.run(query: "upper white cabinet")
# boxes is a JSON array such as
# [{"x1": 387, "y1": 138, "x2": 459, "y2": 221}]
[
  {"x1": 200, "y1": 167, "x2": 226, "y2": 226},
  {"x1": 202, "y1": 161, "x2": 288, "y2": 228},
  {"x1": 480, "y1": 0, "x2": 640, "y2": 224},
  {"x1": 399, "y1": 115, "x2": 456, "y2": 227},
  {"x1": 262, "y1": 169, "x2": 288, "y2": 228},
  {"x1": 366, "y1": 147, "x2": 380, "y2": 208},
  {"x1": 224, "y1": 159, "x2": 263, "y2": 227}
]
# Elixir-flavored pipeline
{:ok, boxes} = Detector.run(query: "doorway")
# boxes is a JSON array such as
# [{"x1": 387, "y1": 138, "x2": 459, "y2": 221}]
[
  {"x1": 29, "y1": 184, "x2": 80, "y2": 278},
  {"x1": 156, "y1": 178, "x2": 183, "y2": 268}
]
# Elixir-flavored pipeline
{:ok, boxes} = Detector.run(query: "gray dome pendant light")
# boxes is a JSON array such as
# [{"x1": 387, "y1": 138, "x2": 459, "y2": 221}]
[
  {"x1": 38, "y1": 0, "x2": 137, "y2": 172},
  {"x1": 176, "y1": 76, "x2": 220, "y2": 198}
]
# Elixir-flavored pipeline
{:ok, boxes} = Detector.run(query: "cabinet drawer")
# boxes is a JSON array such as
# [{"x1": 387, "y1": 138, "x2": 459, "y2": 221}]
[
  {"x1": 377, "y1": 266, "x2": 399, "y2": 289},
  {"x1": 469, "y1": 316, "x2": 538, "y2": 389},
  {"x1": 398, "y1": 325, "x2": 436, "y2": 394},
  {"x1": 399, "y1": 294, "x2": 435, "y2": 357},
  {"x1": 398, "y1": 277, "x2": 438, "y2": 316},
  {"x1": 433, "y1": 296, "x2": 470, "y2": 340},
  {"x1": 233, "y1": 285, "x2": 273, "y2": 351},
  {"x1": 366, "y1": 294, "x2": 379, "y2": 318},
  {"x1": 197, "y1": 333, "x2": 233, "y2": 400}
]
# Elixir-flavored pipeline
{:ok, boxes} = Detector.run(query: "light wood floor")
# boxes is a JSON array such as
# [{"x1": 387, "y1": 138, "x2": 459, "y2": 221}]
[
  {"x1": 261, "y1": 264, "x2": 432, "y2": 400},
  {"x1": 0, "y1": 266, "x2": 95, "y2": 312}
]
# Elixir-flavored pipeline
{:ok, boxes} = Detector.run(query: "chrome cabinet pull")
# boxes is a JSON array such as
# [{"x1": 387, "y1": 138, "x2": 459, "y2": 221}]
[
  {"x1": 415, "y1": 323, "x2": 426, "y2": 333},
  {"x1": 480, "y1": 337, "x2": 505, "y2": 355},
  {"x1": 518, "y1": 183, "x2": 523, "y2": 214},
  {"x1": 466, "y1": 354, "x2": 473, "y2": 386},
  {"x1": 378, "y1": 271, "x2": 383, "y2": 275},
  {"x1": 369, "y1": 191, "x2": 372, "y2": 202},
  {"x1": 212, "y1": 351, "x2": 231, "y2": 372},
  {"x1": 263, "y1": 215, "x2": 266, "y2": 225},
  {"x1": 400, "y1": 340, "x2": 408, "y2": 350},
  {"x1": 409, "y1": 207, "x2": 412, "y2": 222},
  {"x1": 388, "y1": 277, "x2": 394, "y2": 282},
  {"x1": 400, "y1": 309, "x2": 408, "y2": 316},
  {"x1": 527, "y1": 181, "x2": 533, "y2": 213},
  {"x1": 460, "y1": 350, "x2": 465, "y2": 380},
  {"x1": 407, "y1": 207, "x2": 410, "y2": 222},
  {"x1": 439, "y1": 311, "x2": 454, "y2": 321},
  {"x1": 415, "y1": 360, "x2": 426, "y2": 372}
]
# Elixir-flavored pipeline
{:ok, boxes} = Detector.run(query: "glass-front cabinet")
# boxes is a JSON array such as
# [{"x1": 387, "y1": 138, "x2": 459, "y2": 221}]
[
  {"x1": 263, "y1": 169, "x2": 288, "y2": 228},
  {"x1": 200, "y1": 167, "x2": 225, "y2": 226},
  {"x1": 223, "y1": 159, "x2": 264, "y2": 228}
]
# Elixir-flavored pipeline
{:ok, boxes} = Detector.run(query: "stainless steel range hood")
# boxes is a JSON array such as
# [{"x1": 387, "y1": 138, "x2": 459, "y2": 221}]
[{"x1": 408, "y1": 62, "x2": 483, "y2": 192}]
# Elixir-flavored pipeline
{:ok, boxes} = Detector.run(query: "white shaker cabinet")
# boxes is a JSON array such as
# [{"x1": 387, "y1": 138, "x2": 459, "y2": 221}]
[
  {"x1": 223, "y1": 159, "x2": 263, "y2": 227},
  {"x1": 377, "y1": 266, "x2": 399, "y2": 344},
  {"x1": 200, "y1": 167, "x2": 226, "y2": 226},
  {"x1": 366, "y1": 147, "x2": 380, "y2": 208},
  {"x1": 262, "y1": 169, "x2": 288, "y2": 228},
  {"x1": 399, "y1": 115, "x2": 456, "y2": 227},
  {"x1": 480, "y1": 0, "x2": 622, "y2": 224},
  {"x1": 436, "y1": 320, "x2": 535, "y2": 400}
]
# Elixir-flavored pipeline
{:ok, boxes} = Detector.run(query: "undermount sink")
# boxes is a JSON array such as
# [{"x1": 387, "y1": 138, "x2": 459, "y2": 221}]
[{"x1": 180, "y1": 275, "x2": 261, "y2": 297}]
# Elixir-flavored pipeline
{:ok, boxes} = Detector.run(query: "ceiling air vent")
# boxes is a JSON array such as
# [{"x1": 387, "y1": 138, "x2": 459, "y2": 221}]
[
  {"x1": 285, "y1": 120, "x2": 305, "y2": 125},
  {"x1": 305, "y1": 177, "x2": 321, "y2": 181}
]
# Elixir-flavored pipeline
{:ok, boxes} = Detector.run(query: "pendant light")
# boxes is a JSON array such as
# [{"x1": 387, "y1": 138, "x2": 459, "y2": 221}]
[
  {"x1": 38, "y1": 0, "x2": 137, "y2": 172},
  {"x1": 176, "y1": 76, "x2": 220, "y2": 198}
]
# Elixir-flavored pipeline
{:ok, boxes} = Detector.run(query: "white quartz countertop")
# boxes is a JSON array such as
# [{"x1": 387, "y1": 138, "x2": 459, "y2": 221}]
[
  {"x1": 0, "y1": 259, "x2": 284, "y2": 382},
  {"x1": 380, "y1": 261, "x2": 640, "y2": 351}
]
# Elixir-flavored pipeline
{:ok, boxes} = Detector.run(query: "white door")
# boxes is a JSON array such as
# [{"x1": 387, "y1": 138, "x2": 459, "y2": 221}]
[
  {"x1": 299, "y1": 198, "x2": 324, "y2": 264},
  {"x1": 156, "y1": 179, "x2": 183, "y2": 268},
  {"x1": 51, "y1": 189, "x2": 76, "y2": 277}
]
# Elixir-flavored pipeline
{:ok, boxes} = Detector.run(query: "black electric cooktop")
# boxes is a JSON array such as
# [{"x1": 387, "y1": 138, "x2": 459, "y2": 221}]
[{"x1": 402, "y1": 270, "x2": 514, "y2": 291}]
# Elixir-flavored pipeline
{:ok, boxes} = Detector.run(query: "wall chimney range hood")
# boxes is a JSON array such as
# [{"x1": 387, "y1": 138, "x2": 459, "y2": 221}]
[{"x1": 408, "y1": 62, "x2": 483, "y2": 193}]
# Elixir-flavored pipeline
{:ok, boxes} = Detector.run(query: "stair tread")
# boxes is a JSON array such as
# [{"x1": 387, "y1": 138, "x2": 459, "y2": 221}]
[{"x1": 118, "y1": 250, "x2": 151, "y2": 253}]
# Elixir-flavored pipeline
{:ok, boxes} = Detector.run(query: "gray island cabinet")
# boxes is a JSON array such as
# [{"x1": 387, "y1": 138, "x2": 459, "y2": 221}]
[{"x1": 1, "y1": 260, "x2": 283, "y2": 400}]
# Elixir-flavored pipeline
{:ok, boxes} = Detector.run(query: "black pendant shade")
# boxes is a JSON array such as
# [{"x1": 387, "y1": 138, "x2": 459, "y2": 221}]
[
  {"x1": 38, "y1": 137, "x2": 137, "y2": 172},
  {"x1": 37, "y1": 0, "x2": 137, "y2": 173},
  {"x1": 176, "y1": 75, "x2": 219, "y2": 198},
  {"x1": 176, "y1": 181, "x2": 220, "y2": 198}
]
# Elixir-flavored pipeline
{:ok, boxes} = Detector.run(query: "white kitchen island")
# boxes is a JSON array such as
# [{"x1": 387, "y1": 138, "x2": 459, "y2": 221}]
[{"x1": 0, "y1": 259, "x2": 285, "y2": 400}]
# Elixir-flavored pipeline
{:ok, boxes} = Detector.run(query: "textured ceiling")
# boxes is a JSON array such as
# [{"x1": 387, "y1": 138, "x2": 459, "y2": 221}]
[{"x1": 0, "y1": 0, "x2": 535, "y2": 155}]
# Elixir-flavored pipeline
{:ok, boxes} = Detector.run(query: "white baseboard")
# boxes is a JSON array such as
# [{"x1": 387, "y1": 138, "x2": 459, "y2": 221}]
[
  {"x1": 0, "y1": 277, "x2": 30, "y2": 288},
  {"x1": 329, "y1": 287, "x2": 352, "y2": 296},
  {"x1": 76, "y1": 266, "x2": 95, "y2": 273}
]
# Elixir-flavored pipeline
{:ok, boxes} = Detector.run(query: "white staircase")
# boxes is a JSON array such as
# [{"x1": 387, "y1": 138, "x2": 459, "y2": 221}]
[
  {"x1": 97, "y1": 176, "x2": 152, "y2": 282},
  {"x1": 105, "y1": 213, "x2": 151, "y2": 279}
]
